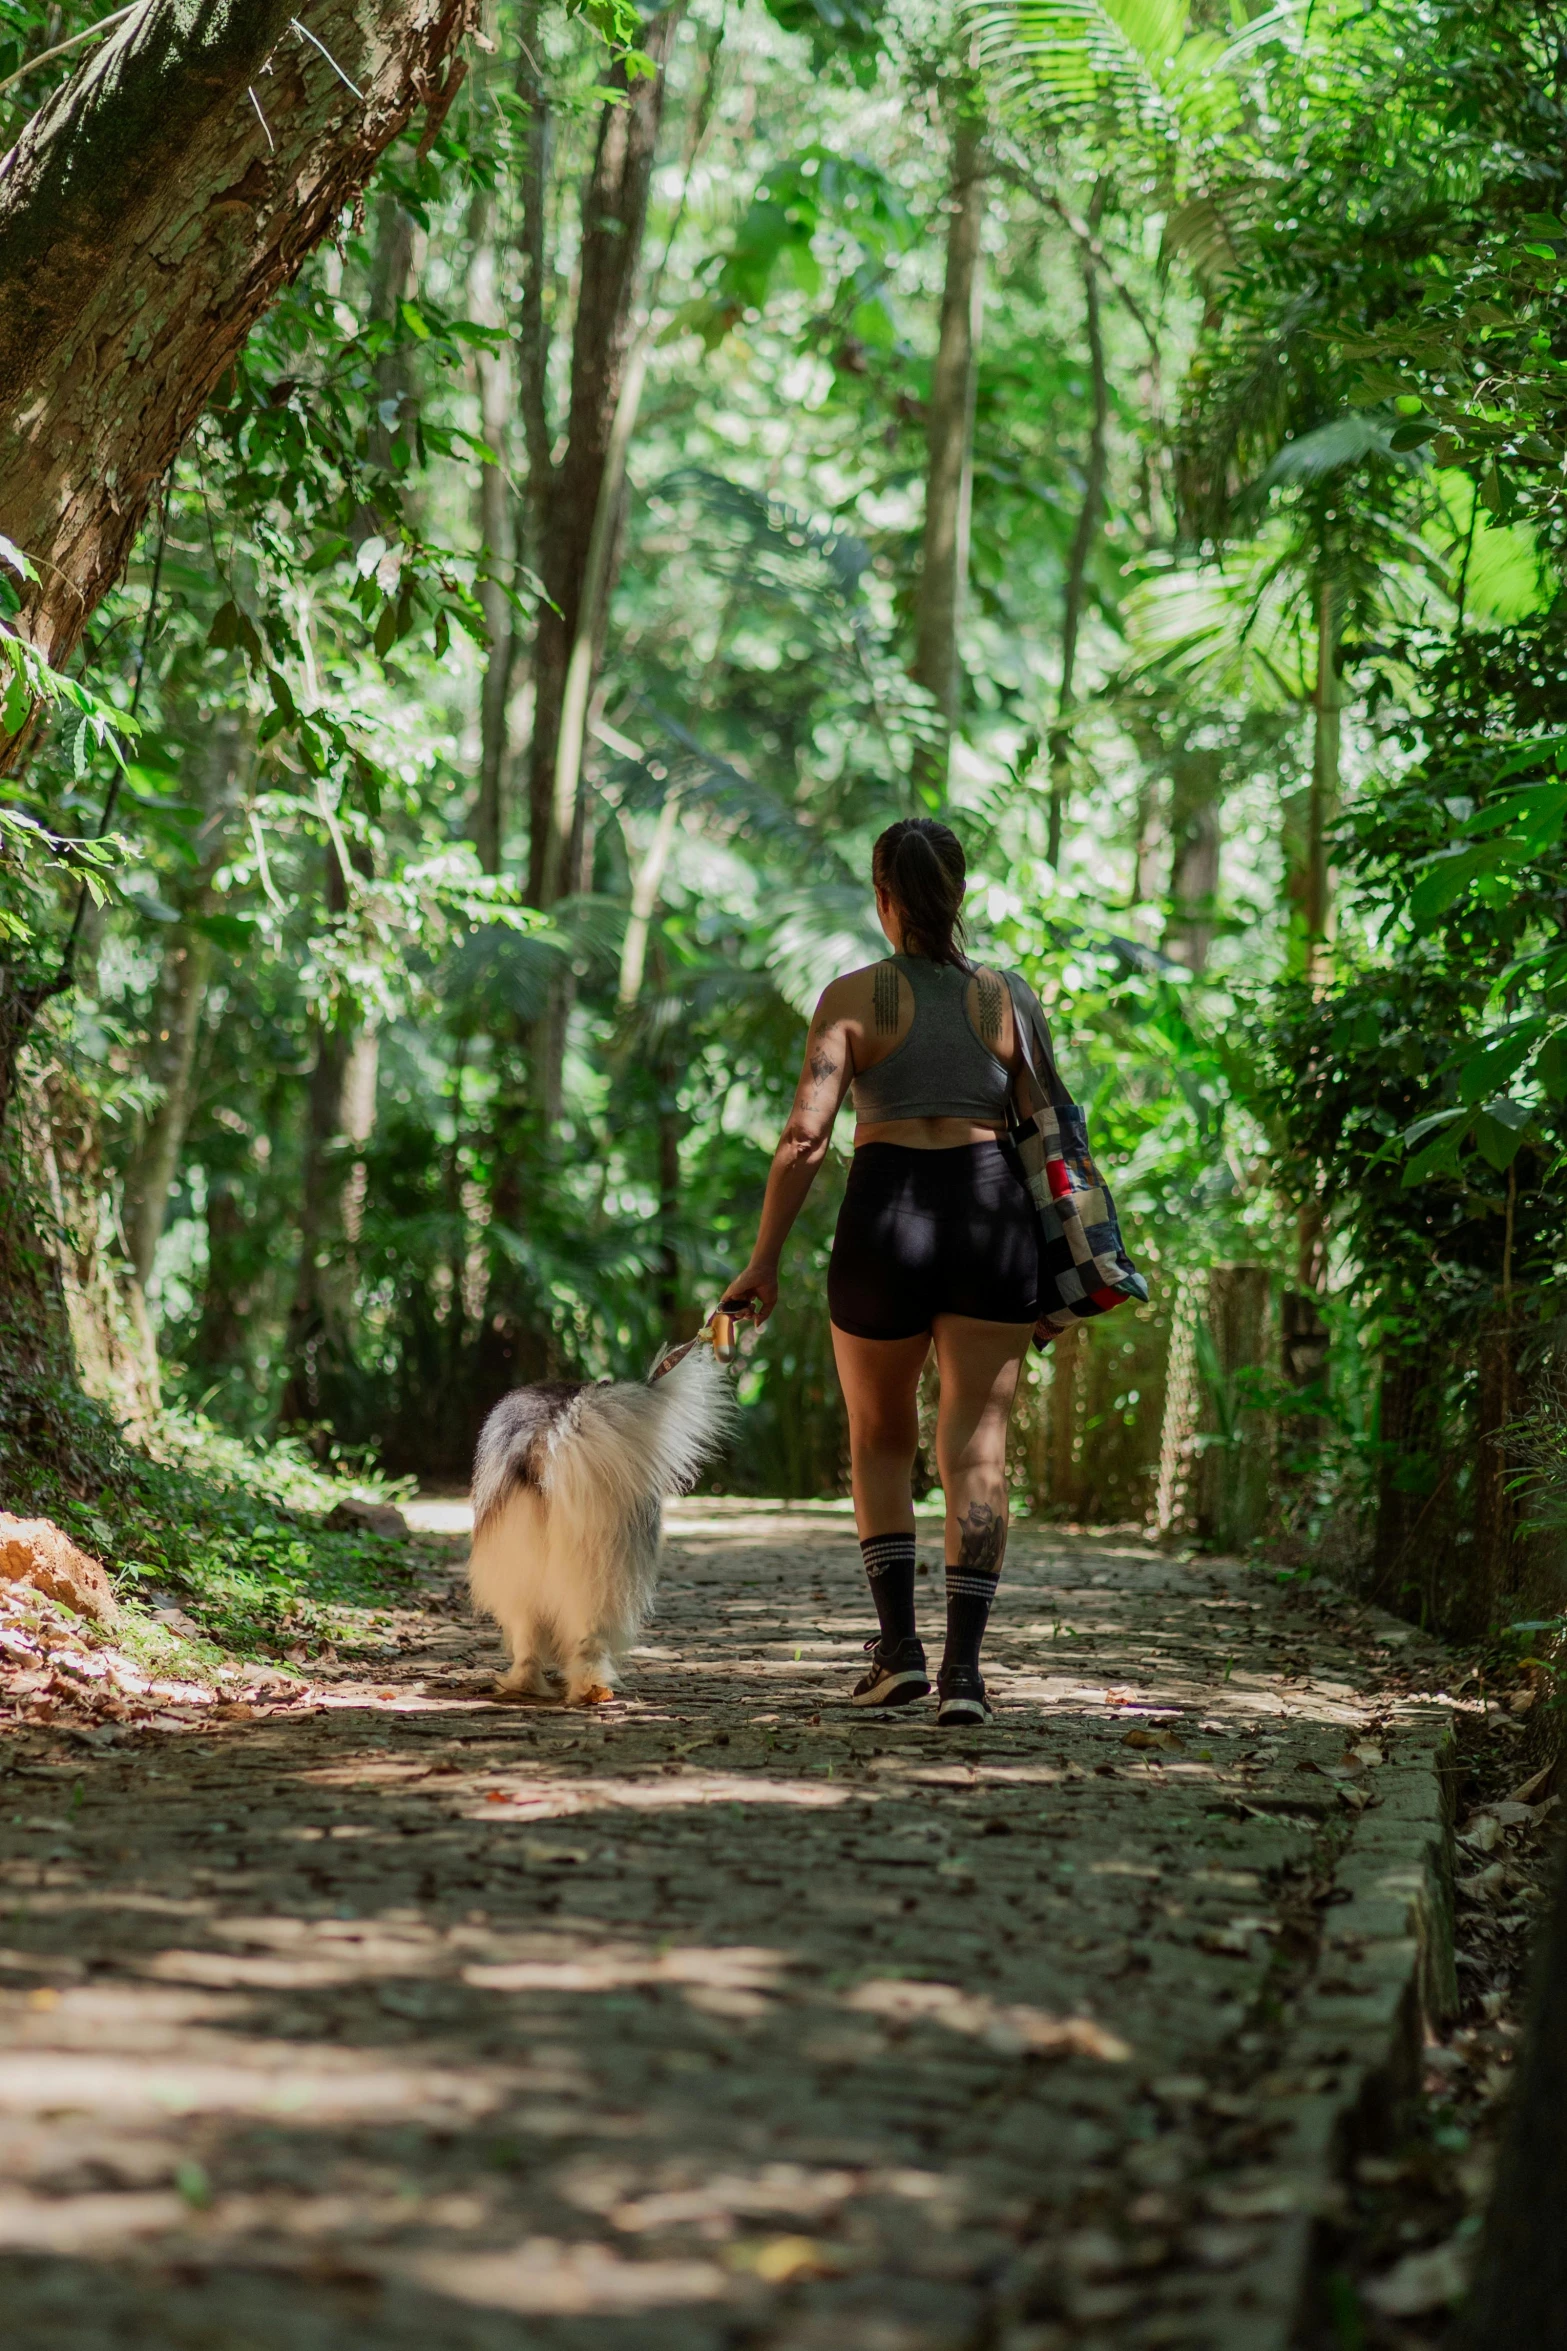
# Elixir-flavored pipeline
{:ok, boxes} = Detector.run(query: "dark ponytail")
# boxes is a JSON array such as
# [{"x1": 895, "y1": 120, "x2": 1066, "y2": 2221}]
[{"x1": 871, "y1": 818, "x2": 969, "y2": 967}]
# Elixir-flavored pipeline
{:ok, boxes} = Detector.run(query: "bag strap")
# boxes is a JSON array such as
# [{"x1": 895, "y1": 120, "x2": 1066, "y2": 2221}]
[{"x1": 1003, "y1": 969, "x2": 1069, "y2": 1116}]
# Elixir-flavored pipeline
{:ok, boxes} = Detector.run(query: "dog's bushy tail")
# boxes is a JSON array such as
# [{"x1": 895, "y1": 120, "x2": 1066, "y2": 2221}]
[{"x1": 472, "y1": 1343, "x2": 733, "y2": 1539}]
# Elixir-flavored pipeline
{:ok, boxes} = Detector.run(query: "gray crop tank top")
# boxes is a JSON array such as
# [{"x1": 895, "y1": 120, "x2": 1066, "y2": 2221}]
[{"x1": 851, "y1": 954, "x2": 1012, "y2": 1124}]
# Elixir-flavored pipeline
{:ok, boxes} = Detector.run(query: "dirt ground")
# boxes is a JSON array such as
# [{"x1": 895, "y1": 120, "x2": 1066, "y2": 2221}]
[{"x1": 0, "y1": 1504, "x2": 1452, "y2": 2349}]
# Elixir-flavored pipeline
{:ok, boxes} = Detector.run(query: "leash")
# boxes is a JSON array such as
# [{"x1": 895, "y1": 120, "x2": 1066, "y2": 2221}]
[{"x1": 648, "y1": 1299, "x2": 758, "y2": 1384}]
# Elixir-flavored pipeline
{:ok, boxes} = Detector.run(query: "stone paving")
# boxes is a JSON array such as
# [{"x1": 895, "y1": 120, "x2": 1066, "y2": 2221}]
[{"x1": 0, "y1": 1503, "x2": 1450, "y2": 2349}]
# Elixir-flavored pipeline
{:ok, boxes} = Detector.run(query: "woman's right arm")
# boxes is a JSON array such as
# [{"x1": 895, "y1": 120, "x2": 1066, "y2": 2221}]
[{"x1": 721, "y1": 981, "x2": 856, "y2": 1324}]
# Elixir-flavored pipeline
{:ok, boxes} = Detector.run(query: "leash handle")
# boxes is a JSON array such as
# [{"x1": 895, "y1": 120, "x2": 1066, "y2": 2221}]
[
  {"x1": 711, "y1": 1294, "x2": 761, "y2": 1363},
  {"x1": 649, "y1": 1299, "x2": 758, "y2": 1383}
]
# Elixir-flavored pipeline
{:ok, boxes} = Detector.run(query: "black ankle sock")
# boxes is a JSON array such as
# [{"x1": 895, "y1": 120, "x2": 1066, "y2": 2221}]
[
  {"x1": 942, "y1": 1562, "x2": 1000, "y2": 1676},
  {"x1": 860, "y1": 1532, "x2": 918, "y2": 1648},
  {"x1": 941, "y1": 1502, "x2": 1006, "y2": 1676}
]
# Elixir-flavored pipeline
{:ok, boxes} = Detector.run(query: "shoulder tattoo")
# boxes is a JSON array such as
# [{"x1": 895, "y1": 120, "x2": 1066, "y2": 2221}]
[
  {"x1": 975, "y1": 971, "x2": 1003, "y2": 1047},
  {"x1": 873, "y1": 961, "x2": 900, "y2": 1037}
]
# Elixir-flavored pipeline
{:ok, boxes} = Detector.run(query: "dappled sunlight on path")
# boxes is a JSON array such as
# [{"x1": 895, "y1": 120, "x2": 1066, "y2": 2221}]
[{"x1": 0, "y1": 1509, "x2": 1448, "y2": 2349}]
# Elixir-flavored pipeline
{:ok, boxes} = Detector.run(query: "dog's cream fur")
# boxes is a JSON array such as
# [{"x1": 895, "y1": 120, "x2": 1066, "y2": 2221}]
[{"x1": 466, "y1": 1345, "x2": 732, "y2": 1704}]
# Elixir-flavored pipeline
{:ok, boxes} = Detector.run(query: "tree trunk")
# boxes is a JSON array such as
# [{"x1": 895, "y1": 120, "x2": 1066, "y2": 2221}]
[
  {"x1": 1193, "y1": 1264, "x2": 1271, "y2": 1550},
  {"x1": 12, "y1": 1052, "x2": 162, "y2": 1436},
  {"x1": 525, "y1": 8, "x2": 680, "y2": 906},
  {"x1": 123, "y1": 927, "x2": 213, "y2": 1294},
  {"x1": 279, "y1": 1011, "x2": 356, "y2": 1431},
  {"x1": 912, "y1": 102, "x2": 986, "y2": 796},
  {"x1": 514, "y1": 0, "x2": 553, "y2": 587},
  {"x1": 0, "y1": 0, "x2": 476, "y2": 669},
  {"x1": 121, "y1": 713, "x2": 250, "y2": 1293},
  {"x1": 1461, "y1": 1821, "x2": 1567, "y2": 2350},
  {"x1": 358, "y1": 190, "x2": 417, "y2": 536},
  {"x1": 470, "y1": 190, "x2": 514, "y2": 875},
  {"x1": 1163, "y1": 739, "x2": 1222, "y2": 972},
  {"x1": 1468, "y1": 1307, "x2": 1520, "y2": 1635},
  {"x1": 1371, "y1": 1340, "x2": 1442, "y2": 1610},
  {"x1": 279, "y1": 847, "x2": 380, "y2": 1430},
  {"x1": 197, "y1": 1181, "x2": 249, "y2": 1375},
  {"x1": 1155, "y1": 1274, "x2": 1202, "y2": 1538},
  {"x1": 1306, "y1": 576, "x2": 1340, "y2": 976},
  {"x1": 1047, "y1": 185, "x2": 1109, "y2": 864},
  {"x1": 1049, "y1": 1320, "x2": 1083, "y2": 1517}
]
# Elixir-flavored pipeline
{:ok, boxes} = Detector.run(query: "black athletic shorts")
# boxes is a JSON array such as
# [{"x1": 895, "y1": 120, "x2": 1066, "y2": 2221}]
[{"x1": 827, "y1": 1141, "x2": 1042, "y2": 1341}]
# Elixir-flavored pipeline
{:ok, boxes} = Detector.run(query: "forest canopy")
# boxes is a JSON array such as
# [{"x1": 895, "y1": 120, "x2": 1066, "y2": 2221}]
[{"x1": 0, "y1": 0, "x2": 1564, "y2": 1641}]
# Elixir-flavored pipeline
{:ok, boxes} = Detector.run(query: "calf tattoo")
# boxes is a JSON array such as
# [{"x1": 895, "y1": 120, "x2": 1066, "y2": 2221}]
[
  {"x1": 954, "y1": 1499, "x2": 1006, "y2": 1578},
  {"x1": 873, "y1": 960, "x2": 900, "y2": 1036}
]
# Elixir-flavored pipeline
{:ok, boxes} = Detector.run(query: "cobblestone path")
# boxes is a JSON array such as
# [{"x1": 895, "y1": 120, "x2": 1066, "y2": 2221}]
[{"x1": 0, "y1": 1504, "x2": 1444, "y2": 2350}]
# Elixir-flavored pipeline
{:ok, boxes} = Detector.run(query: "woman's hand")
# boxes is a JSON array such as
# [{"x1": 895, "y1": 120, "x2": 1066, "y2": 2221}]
[{"x1": 720, "y1": 1263, "x2": 779, "y2": 1326}]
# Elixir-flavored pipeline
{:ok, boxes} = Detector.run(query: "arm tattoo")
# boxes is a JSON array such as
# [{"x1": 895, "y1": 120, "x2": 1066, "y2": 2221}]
[
  {"x1": 873, "y1": 961, "x2": 900, "y2": 1036},
  {"x1": 975, "y1": 971, "x2": 1003, "y2": 1048},
  {"x1": 807, "y1": 1044, "x2": 839, "y2": 1087},
  {"x1": 955, "y1": 1500, "x2": 1006, "y2": 1577}
]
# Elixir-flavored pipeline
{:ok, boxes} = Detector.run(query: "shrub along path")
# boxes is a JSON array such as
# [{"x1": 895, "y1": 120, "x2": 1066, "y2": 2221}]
[{"x1": 0, "y1": 1504, "x2": 1455, "y2": 2350}]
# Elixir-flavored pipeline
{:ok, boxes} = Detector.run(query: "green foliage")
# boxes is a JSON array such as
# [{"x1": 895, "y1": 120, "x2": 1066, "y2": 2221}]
[{"x1": 0, "y1": 1269, "x2": 418, "y2": 1654}]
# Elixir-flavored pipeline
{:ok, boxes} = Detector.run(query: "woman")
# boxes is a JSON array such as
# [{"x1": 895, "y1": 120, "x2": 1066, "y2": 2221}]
[{"x1": 722, "y1": 818, "x2": 1047, "y2": 1727}]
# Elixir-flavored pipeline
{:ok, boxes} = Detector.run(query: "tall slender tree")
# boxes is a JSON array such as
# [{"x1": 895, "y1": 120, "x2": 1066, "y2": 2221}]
[{"x1": 912, "y1": 92, "x2": 986, "y2": 796}]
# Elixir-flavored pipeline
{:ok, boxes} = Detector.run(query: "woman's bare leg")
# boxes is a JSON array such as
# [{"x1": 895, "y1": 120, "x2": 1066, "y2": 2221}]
[
  {"x1": 831, "y1": 1324, "x2": 933, "y2": 1694},
  {"x1": 830, "y1": 1325, "x2": 931, "y2": 1538},
  {"x1": 931, "y1": 1314, "x2": 1034, "y2": 1695}
]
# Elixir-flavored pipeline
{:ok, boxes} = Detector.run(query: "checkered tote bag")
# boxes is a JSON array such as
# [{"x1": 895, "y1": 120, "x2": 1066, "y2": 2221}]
[{"x1": 1003, "y1": 972, "x2": 1150, "y2": 1346}]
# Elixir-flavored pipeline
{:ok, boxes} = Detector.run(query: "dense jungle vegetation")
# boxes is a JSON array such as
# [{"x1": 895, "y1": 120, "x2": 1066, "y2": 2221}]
[{"x1": 1, "y1": 0, "x2": 1565, "y2": 1651}]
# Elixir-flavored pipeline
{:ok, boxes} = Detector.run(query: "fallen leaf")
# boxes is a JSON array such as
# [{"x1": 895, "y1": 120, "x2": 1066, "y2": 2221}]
[
  {"x1": 1509, "y1": 1763, "x2": 1557, "y2": 1805},
  {"x1": 730, "y1": 2236, "x2": 836, "y2": 2283},
  {"x1": 1458, "y1": 1862, "x2": 1509, "y2": 1902}
]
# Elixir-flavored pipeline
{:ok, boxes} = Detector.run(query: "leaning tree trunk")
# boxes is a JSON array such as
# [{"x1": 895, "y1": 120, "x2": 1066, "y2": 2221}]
[
  {"x1": 0, "y1": 0, "x2": 474, "y2": 669},
  {"x1": 0, "y1": 0, "x2": 476, "y2": 1138},
  {"x1": 911, "y1": 100, "x2": 986, "y2": 797}
]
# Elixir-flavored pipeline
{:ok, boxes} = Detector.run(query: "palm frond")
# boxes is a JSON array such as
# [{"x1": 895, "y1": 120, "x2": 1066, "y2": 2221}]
[
  {"x1": 969, "y1": 0, "x2": 1234, "y2": 156},
  {"x1": 1261, "y1": 411, "x2": 1418, "y2": 487},
  {"x1": 765, "y1": 883, "x2": 887, "y2": 1018}
]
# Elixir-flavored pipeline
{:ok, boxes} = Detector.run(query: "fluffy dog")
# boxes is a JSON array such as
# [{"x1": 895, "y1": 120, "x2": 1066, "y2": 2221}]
[{"x1": 467, "y1": 1343, "x2": 732, "y2": 1704}]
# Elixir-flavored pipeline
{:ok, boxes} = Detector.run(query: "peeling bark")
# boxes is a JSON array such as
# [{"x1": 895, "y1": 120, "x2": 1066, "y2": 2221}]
[{"x1": 0, "y1": 0, "x2": 477, "y2": 667}]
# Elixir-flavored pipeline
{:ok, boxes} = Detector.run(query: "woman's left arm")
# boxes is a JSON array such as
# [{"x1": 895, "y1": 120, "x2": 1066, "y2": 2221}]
[{"x1": 720, "y1": 983, "x2": 855, "y2": 1323}]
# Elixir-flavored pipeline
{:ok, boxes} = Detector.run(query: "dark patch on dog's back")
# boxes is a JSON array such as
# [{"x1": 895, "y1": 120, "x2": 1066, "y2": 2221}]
[{"x1": 481, "y1": 1381, "x2": 588, "y2": 1491}]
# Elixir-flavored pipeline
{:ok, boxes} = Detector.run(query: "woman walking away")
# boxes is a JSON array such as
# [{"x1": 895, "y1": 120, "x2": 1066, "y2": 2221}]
[{"x1": 721, "y1": 819, "x2": 1046, "y2": 1728}]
